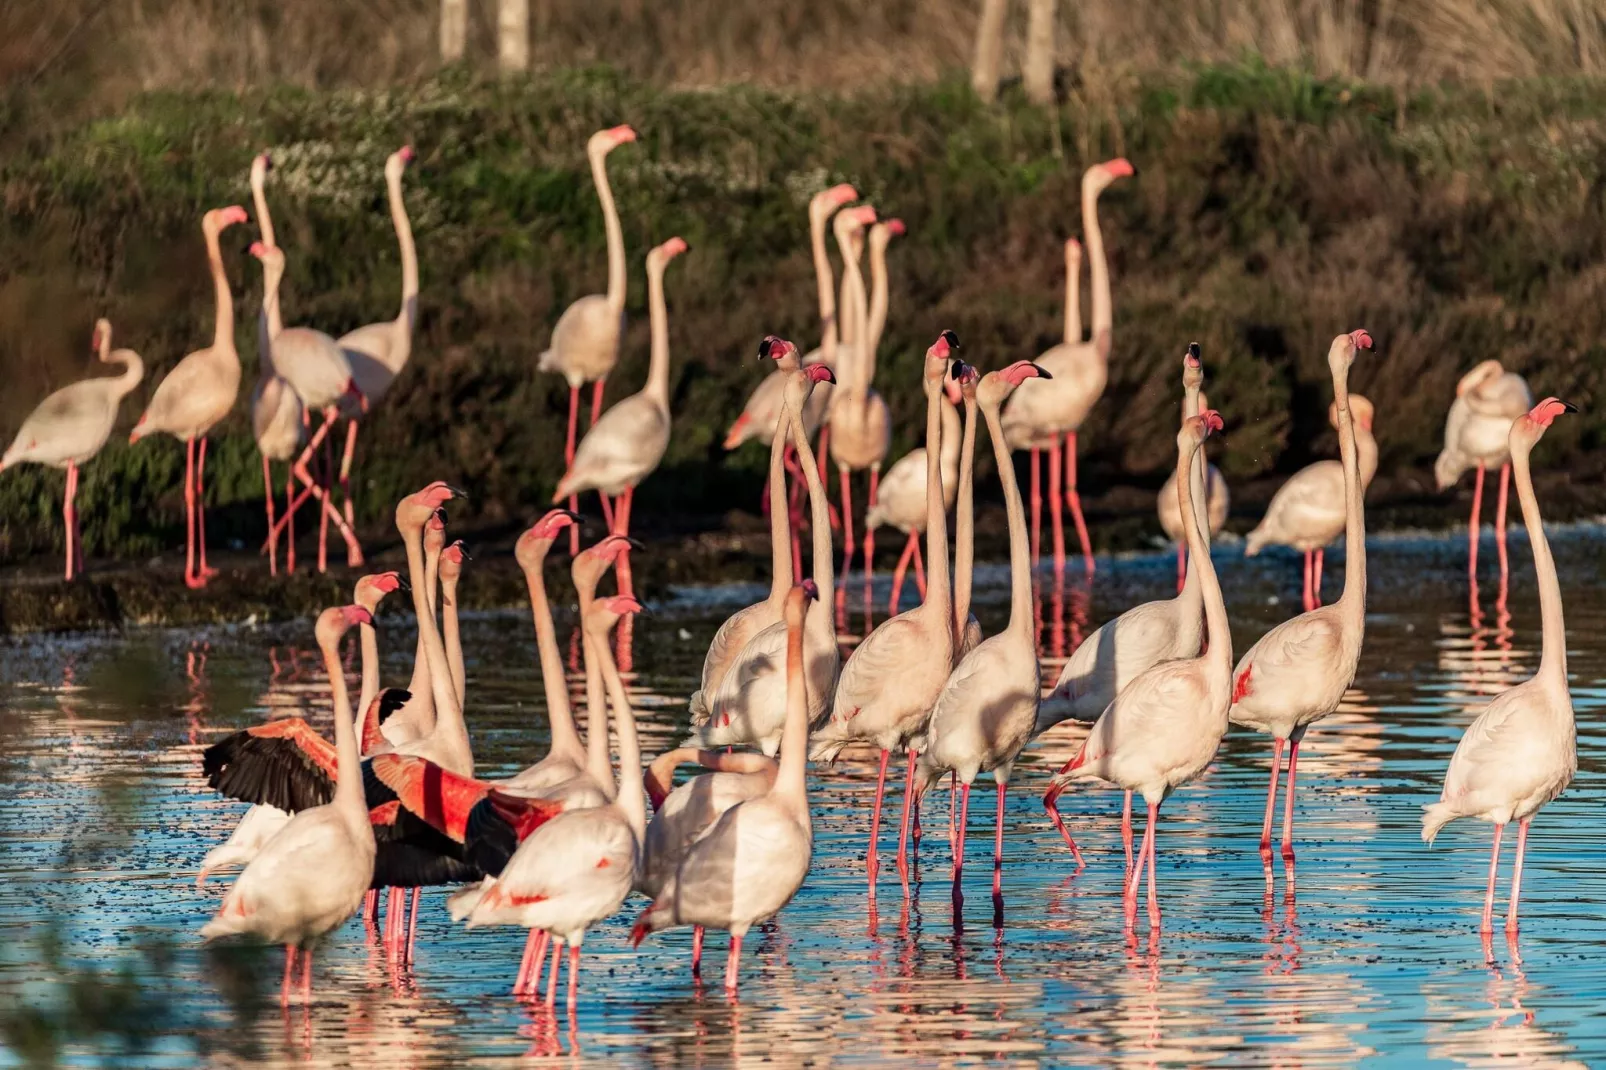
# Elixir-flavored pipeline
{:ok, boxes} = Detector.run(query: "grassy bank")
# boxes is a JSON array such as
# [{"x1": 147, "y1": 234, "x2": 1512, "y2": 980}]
[{"x1": 2, "y1": 63, "x2": 1605, "y2": 571}]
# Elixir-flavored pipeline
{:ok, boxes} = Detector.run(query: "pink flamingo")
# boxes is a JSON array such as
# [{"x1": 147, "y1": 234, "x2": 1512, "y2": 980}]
[
  {"x1": 951, "y1": 365, "x2": 985, "y2": 656},
  {"x1": 129, "y1": 205, "x2": 249, "y2": 588},
  {"x1": 1156, "y1": 378, "x2": 1229, "y2": 591},
  {"x1": 1001, "y1": 160, "x2": 1134, "y2": 576},
  {"x1": 552, "y1": 235, "x2": 688, "y2": 593},
  {"x1": 1423, "y1": 398, "x2": 1577, "y2": 937},
  {"x1": 865, "y1": 372, "x2": 962, "y2": 616},
  {"x1": 200, "y1": 605, "x2": 377, "y2": 1005},
  {"x1": 632, "y1": 582, "x2": 819, "y2": 995},
  {"x1": 1039, "y1": 345, "x2": 1216, "y2": 869},
  {"x1": 1230, "y1": 331, "x2": 1373, "y2": 875},
  {"x1": 810, "y1": 332, "x2": 959, "y2": 888},
  {"x1": 338, "y1": 145, "x2": 419, "y2": 530},
  {"x1": 1435, "y1": 360, "x2": 1533, "y2": 582},
  {"x1": 2, "y1": 318, "x2": 143, "y2": 580},
  {"x1": 912, "y1": 360, "x2": 1051, "y2": 902},
  {"x1": 539, "y1": 125, "x2": 637, "y2": 551},
  {"x1": 1244, "y1": 394, "x2": 1377, "y2": 612},
  {"x1": 1043, "y1": 408, "x2": 1231, "y2": 926}
]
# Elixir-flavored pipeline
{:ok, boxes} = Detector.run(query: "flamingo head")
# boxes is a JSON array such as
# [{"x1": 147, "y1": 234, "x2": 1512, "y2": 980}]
[
  {"x1": 652, "y1": 236, "x2": 689, "y2": 266},
  {"x1": 317, "y1": 604, "x2": 373, "y2": 646},
  {"x1": 209, "y1": 205, "x2": 249, "y2": 231},
  {"x1": 809, "y1": 184, "x2": 859, "y2": 223},
  {"x1": 1329, "y1": 329, "x2": 1373, "y2": 375},
  {"x1": 516, "y1": 509, "x2": 580, "y2": 568},
  {"x1": 1348, "y1": 329, "x2": 1374, "y2": 352},
  {"x1": 1103, "y1": 157, "x2": 1136, "y2": 179},
  {"x1": 424, "y1": 511, "x2": 447, "y2": 555},
  {"x1": 585, "y1": 594, "x2": 643, "y2": 638},
  {"x1": 800, "y1": 579, "x2": 820, "y2": 601},
  {"x1": 1179, "y1": 409, "x2": 1225, "y2": 449},
  {"x1": 1196, "y1": 409, "x2": 1225, "y2": 437},
  {"x1": 1182, "y1": 342, "x2": 1204, "y2": 391},
  {"x1": 1527, "y1": 397, "x2": 1577, "y2": 429},
  {"x1": 923, "y1": 330, "x2": 961, "y2": 384},
  {"x1": 1085, "y1": 159, "x2": 1135, "y2": 194},
  {"x1": 251, "y1": 152, "x2": 271, "y2": 185},
  {"x1": 397, "y1": 482, "x2": 460, "y2": 532},
  {"x1": 804, "y1": 364, "x2": 836, "y2": 387},
  {"x1": 979, "y1": 360, "x2": 1051, "y2": 407},
  {"x1": 399, "y1": 145, "x2": 415, "y2": 164},
  {"x1": 439, "y1": 540, "x2": 469, "y2": 580},
  {"x1": 387, "y1": 145, "x2": 415, "y2": 180},
  {"x1": 591, "y1": 125, "x2": 637, "y2": 155},
  {"x1": 758, "y1": 335, "x2": 797, "y2": 363},
  {"x1": 573, "y1": 534, "x2": 634, "y2": 593},
  {"x1": 92, "y1": 318, "x2": 111, "y2": 356},
  {"x1": 1065, "y1": 237, "x2": 1082, "y2": 258},
  {"x1": 1455, "y1": 359, "x2": 1505, "y2": 398},
  {"x1": 875, "y1": 218, "x2": 906, "y2": 246}
]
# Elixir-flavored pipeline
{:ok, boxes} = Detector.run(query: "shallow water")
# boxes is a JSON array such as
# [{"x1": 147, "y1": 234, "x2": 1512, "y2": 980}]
[{"x1": 3, "y1": 528, "x2": 1606, "y2": 1067}]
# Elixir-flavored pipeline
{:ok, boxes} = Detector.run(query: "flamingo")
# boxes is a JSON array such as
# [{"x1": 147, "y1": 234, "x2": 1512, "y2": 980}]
[
  {"x1": 690, "y1": 353, "x2": 840, "y2": 752},
  {"x1": 691, "y1": 342, "x2": 826, "y2": 720},
  {"x1": 1435, "y1": 360, "x2": 1534, "y2": 582},
  {"x1": 1230, "y1": 331, "x2": 1374, "y2": 874},
  {"x1": 1244, "y1": 394, "x2": 1377, "y2": 612},
  {"x1": 1038, "y1": 344, "x2": 1216, "y2": 868},
  {"x1": 810, "y1": 332, "x2": 960, "y2": 887},
  {"x1": 1042, "y1": 408, "x2": 1232, "y2": 926},
  {"x1": 463, "y1": 594, "x2": 647, "y2": 1007},
  {"x1": 912, "y1": 360, "x2": 1051, "y2": 902},
  {"x1": 129, "y1": 205, "x2": 249, "y2": 589},
  {"x1": 248, "y1": 240, "x2": 364, "y2": 574},
  {"x1": 1, "y1": 318, "x2": 144, "y2": 580},
  {"x1": 1026, "y1": 237, "x2": 1077, "y2": 563},
  {"x1": 826, "y1": 206, "x2": 891, "y2": 599},
  {"x1": 1001, "y1": 160, "x2": 1135, "y2": 576},
  {"x1": 1156, "y1": 380, "x2": 1229, "y2": 591},
  {"x1": 200, "y1": 604, "x2": 377, "y2": 1005},
  {"x1": 539, "y1": 124, "x2": 637, "y2": 550},
  {"x1": 338, "y1": 145, "x2": 419, "y2": 530},
  {"x1": 1423, "y1": 398, "x2": 1578, "y2": 937},
  {"x1": 553, "y1": 235, "x2": 688, "y2": 594},
  {"x1": 632, "y1": 582, "x2": 819, "y2": 995},
  {"x1": 364, "y1": 506, "x2": 446, "y2": 748},
  {"x1": 438, "y1": 539, "x2": 468, "y2": 708},
  {"x1": 951, "y1": 364, "x2": 985, "y2": 656}
]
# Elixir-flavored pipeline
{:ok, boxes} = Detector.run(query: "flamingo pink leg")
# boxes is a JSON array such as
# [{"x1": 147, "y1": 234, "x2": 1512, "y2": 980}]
[
  {"x1": 1175, "y1": 542, "x2": 1186, "y2": 594},
  {"x1": 912, "y1": 538, "x2": 926, "y2": 597},
  {"x1": 1281, "y1": 734, "x2": 1303, "y2": 863},
  {"x1": 1300, "y1": 550, "x2": 1313, "y2": 612},
  {"x1": 262, "y1": 456, "x2": 279, "y2": 577},
  {"x1": 197, "y1": 435, "x2": 218, "y2": 581},
  {"x1": 1125, "y1": 804, "x2": 1155, "y2": 908},
  {"x1": 866, "y1": 748, "x2": 891, "y2": 887},
  {"x1": 406, "y1": 886, "x2": 421, "y2": 959},
  {"x1": 839, "y1": 468, "x2": 856, "y2": 581},
  {"x1": 1029, "y1": 448, "x2": 1042, "y2": 566},
  {"x1": 1048, "y1": 433, "x2": 1066, "y2": 575},
  {"x1": 691, "y1": 926, "x2": 704, "y2": 976},
  {"x1": 948, "y1": 772, "x2": 957, "y2": 851},
  {"x1": 1259, "y1": 737, "x2": 1285, "y2": 866},
  {"x1": 1468, "y1": 462, "x2": 1486, "y2": 580},
  {"x1": 300, "y1": 946, "x2": 313, "y2": 1002},
  {"x1": 1144, "y1": 804, "x2": 1161, "y2": 926},
  {"x1": 1313, "y1": 549, "x2": 1325, "y2": 608},
  {"x1": 1122, "y1": 790, "x2": 1134, "y2": 874},
  {"x1": 1065, "y1": 432, "x2": 1094, "y2": 577},
  {"x1": 1041, "y1": 780, "x2": 1086, "y2": 869},
  {"x1": 724, "y1": 932, "x2": 743, "y2": 994},
  {"x1": 284, "y1": 463, "x2": 297, "y2": 574},
  {"x1": 1507, "y1": 818, "x2": 1530, "y2": 933},
  {"x1": 63, "y1": 462, "x2": 79, "y2": 580},
  {"x1": 183, "y1": 437, "x2": 200, "y2": 588},
  {"x1": 564, "y1": 386, "x2": 581, "y2": 554},
  {"x1": 863, "y1": 467, "x2": 880, "y2": 589},
  {"x1": 1481, "y1": 822, "x2": 1504, "y2": 934},
  {"x1": 896, "y1": 749, "x2": 920, "y2": 883},
  {"x1": 544, "y1": 939, "x2": 563, "y2": 1009},
  {"x1": 287, "y1": 408, "x2": 363, "y2": 569},
  {"x1": 952, "y1": 781, "x2": 971, "y2": 899},
  {"x1": 318, "y1": 416, "x2": 333, "y2": 573},
  {"x1": 513, "y1": 929, "x2": 539, "y2": 995},
  {"x1": 567, "y1": 944, "x2": 580, "y2": 1009},
  {"x1": 590, "y1": 379, "x2": 606, "y2": 426},
  {"x1": 613, "y1": 486, "x2": 635, "y2": 598},
  {"x1": 281, "y1": 945, "x2": 296, "y2": 1006},
  {"x1": 339, "y1": 417, "x2": 360, "y2": 532},
  {"x1": 992, "y1": 782, "x2": 1007, "y2": 901},
  {"x1": 889, "y1": 533, "x2": 917, "y2": 616},
  {"x1": 1495, "y1": 462, "x2": 1511, "y2": 579}
]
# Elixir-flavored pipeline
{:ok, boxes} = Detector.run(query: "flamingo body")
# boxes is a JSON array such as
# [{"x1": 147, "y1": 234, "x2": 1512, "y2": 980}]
[
  {"x1": 554, "y1": 392, "x2": 668, "y2": 497},
  {"x1": 1244, "y1": 397, "x2": 1377, "y2": 556},
  {"x1": 3, "y1": 346, "x2": 144, "y2": 471}
]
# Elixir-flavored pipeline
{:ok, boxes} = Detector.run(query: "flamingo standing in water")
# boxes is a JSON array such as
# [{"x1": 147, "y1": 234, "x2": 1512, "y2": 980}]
[
  {"x1": 1423, "y1": 398, "x2": 1577, "y2": 937},
  {"x1": 633, "y1": 582, "x2": 819, "y2": 995},
  {"x1": 865, "y1": 372, "x2": 961, "y2": 617},
  {"x1": 1156, "y1": 378, "x2": 1229, "y2": 591},
  {"x1": 810, "y1": 332, "x2": 959, "y2": 887},
  {"x1": 129, "y1": 205, "x2": 248, "y2": 588},
  {"x1": 1001, "y1": 160, "x2": 1134, "y2": 576},
  {"x1": 1435, "y1": 361, "x2": 1533, "y2": 582},
  {"x1": 1244, "y1": 394, "x2": 1377, "y2": 611},
  {"x1": 553, "y1": 235, "x2": 688, "y2": 594},
  {"x1": 1043, "y1": 408, "x2": 1232, "y2": 926},
  {"x1": 913, "y1": 360, "x2": 1051, "y2": 902},
  {"x1": 539, "y1": 125, "x2": 637, "y2": 551},
  {"x1": 2, "y1": 319, "x2": 144, "y2": 580},
  {"x1": 200, "y1": 605, "x2": 377, "y2": 1004},
  {"x1": 1231, "y1": 331, "x2": 1373, "y2": 876},
  {"x1": 1038, "y1": 345, "x2": 1216, "y2": 869}
]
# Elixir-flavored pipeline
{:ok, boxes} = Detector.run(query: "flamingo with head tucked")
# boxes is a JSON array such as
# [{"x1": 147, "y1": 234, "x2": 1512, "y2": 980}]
[
  {"x1": 1436, "y1": 360, "x2": 1533, "y2": 582},
  {"x1": 1423, "y1": 398, "x2": 1577, "y2": 938},
  {"x1": 2, "y1": 318, "x2": 144, "y2": 580}
]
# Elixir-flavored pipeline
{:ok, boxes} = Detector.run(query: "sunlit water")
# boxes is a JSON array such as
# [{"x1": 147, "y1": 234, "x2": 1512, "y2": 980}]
[{"x1": 4, "y1": 528, "x2": 1606, "y2": 1067}]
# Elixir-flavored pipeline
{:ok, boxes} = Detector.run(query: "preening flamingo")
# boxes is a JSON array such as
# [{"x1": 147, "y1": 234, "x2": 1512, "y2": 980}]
[
  {"x1": 1244, "y1": 393, "x2": 1377, "y2": 611},
  {"x1": 1156, "y1": 377, "x2": 1229, "y2": 591},
  {"x1": 633, "y1": 582, "x2": 818, "y2": 995},
  {"x1": 338, "y1": 145, "x2": 419, "y2": 530},
  {"x1": 913, "y1": 360, "x2": 1051, "y2": 902},
  {"x1": 1001, "y1": 160, "x2": 1135, "y2": 576},
  {"x1": 539, "y1": 124, "x2": 637, "y2": 549},
  {"x1": 811, "y1": 332, "x2": 959, "y2": 887},
  {"x1": 1423, "y1": 398, "x2": 1577, "y2": 937},
  {"x1": 553, "y1": 234, "x2": 688, "y2": 594},
  {"x1": 1038, "y1": 345, "x2": 1215, "y2": 867},
  {"x1": 1231, "y1": 331, "x2": 1373, "y2": 875},
  {"x1": 1043, "y1": 408, "x2": 1232, "y2": 926},
  {"x1": 200, "y1": 605, "x2": 377, "y2": 1005},
  {"x1": 1435, "y1": 360, "x2": 1534, "y2": 581},
  {"x1": 690, "y1": 356, "x2": 840, "y2": 752},
  {"x1": 464, "y1": 595, "x2": 647, "y2": 1006},
  {"x1": 2, "y1": 318, "x2": 144, "y2": 580},
  {"x1": 129, "y1": 205, "x2": 249, "y2": 589}
]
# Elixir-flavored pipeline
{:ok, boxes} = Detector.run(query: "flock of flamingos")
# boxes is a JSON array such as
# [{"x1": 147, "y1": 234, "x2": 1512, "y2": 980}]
[{"x1": 0, "y1": 126, "x2": 1580, "y2": 1008}]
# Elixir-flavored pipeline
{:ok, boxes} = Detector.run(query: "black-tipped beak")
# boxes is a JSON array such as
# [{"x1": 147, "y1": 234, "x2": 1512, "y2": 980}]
[
  {"x1": 1188, "y1": 342, "x2": 1201, "y2": 359},
  {"x1": 626, "y1": 536, "x2": 646, "y2": 551},
  {"x1": 940, "y1": 329, "x2": 960, "y2": 350},
  {"x1": 1034, "y1": 365, "x2": 1054, "y2": 380},
  {"x1": 443, "y1": 484, "x2": 467, "y2": 499},
  {"x1": 557, "y1": 509, "x2": 582, "y2": 522},
  {"x1": 1562, "y1": 400, "x2": 1579, "y2": 413},
  {"x1": 949, "y1": 360, "x2": 966, "y2": 380},
  {"x1": 757, "y1": 336, "x2": 777, "y2": 360},
  {"x1": 396, "y1": 575, "x2": 412, "y2": 592}
]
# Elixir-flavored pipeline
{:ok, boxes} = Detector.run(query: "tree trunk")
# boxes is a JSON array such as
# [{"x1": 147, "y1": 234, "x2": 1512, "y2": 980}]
[
  {"x1": 498, "y1": 0, "x2": 529, "y2": 72},
  {"x1": 440, "y1": 0, "x2": 467, "y2": 63},
  {"x1": 971, "y1": 0, "x2": 1008, "y2": 104},
  {"x1": 1024, "y1": 0, "x2": 1056, "y2": 104}
]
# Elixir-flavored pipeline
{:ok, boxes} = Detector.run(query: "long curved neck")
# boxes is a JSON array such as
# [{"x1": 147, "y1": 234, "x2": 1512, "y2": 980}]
[
  {"x1": 1356, "y1": 424, "x2": 1380, "y2": 489},
  {"x1": 442, "y1": 575, "x2": 465, "y2": 709},
  {"x1": 775, "y1": 610, "x2": 809, "y2": 806},
  {"x1": 981, "y1": 399, "x2": 1031, "y2": 637},
  {"x1": 921, "y1": 377, "x2": 952, "y2": 621},
  {"x1": 1512, "y1": 440, "x2": 1568, "y2": 685},
  {"x1": 389, "y1": 168, "x2": 418, "y2": 334},
  {"x1": 592, "y1": 149, "x2": 626, "y2": 312},
  {"x1": 789, "y1": 407, "x2": 834, "y2": 596},
  {"x1": 953, "y1": 398, "x2": 978, "y2": 640},
  {"x1": 205, "y1": 225, "x2": 235, "y2": 356},
  {"x1": 1332, "y1": 366, "x2": 1367, "y2": 622},
  {"x1": 524, "y1": 556, "x2": 584, "y2": 760},
  {"x1": 404, "y1": 546, "x2": 439, "y2": 708},
  {"x1": 251, "y1": 175, "x2": 275, "y2": 249},
  {"x1": 867, "y1": 241, "x2": 891, "y2": 358},
  {"x1": 833, "y1": 231, "x2": 867, "y2": 393},
  {"x1": 811, "y1": 214, "x2": 839, "y2": 362},
  {"x1": 765, "y1": 392, "x2": 796, "y2": 603},
  {"x1": 1083, "y1": 182, "x2": 1113, "y2": 338},
  {"x1": 1176, "y1": 382, "x2": 1205, "y2": 613},
  {"x1": 1064, "y1": 245, "x2": 1082, "y2": 344},
  {"x1": 357, "y1": 620, "x2": 379, "y2": 733},
  {"x1": 591, "y1": 625, "x2": 645, "y2": 840},
  {"x1": 322, "y1": 635, "x2": 366, "y2": 824},
  {"x1": 112, "y1": 352, "x2": 144, "y2": 395},
  {"x1": 644, "y1": 259, "x2": 671, "y2": 408},
  {"x1": 403, "y1": 528, "x2": 464, "y2": 761},
  {"x1": 1176, "y1": 434, "x2": 1230, "y2": 679},
  {"x1": 576, "y1": 582, "x2": 612, "y2": 788}
]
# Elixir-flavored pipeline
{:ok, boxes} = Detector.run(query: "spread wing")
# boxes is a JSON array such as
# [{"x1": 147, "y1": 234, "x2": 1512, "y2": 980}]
[{"x1": 203, "y1": 719, "x2": 336, "y2": 812}]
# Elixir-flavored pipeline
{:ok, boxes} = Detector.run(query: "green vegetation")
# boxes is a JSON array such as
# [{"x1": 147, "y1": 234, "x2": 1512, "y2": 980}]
[{"x1": 2, "y1": 64, "x2": 1605, "y2": 566}]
